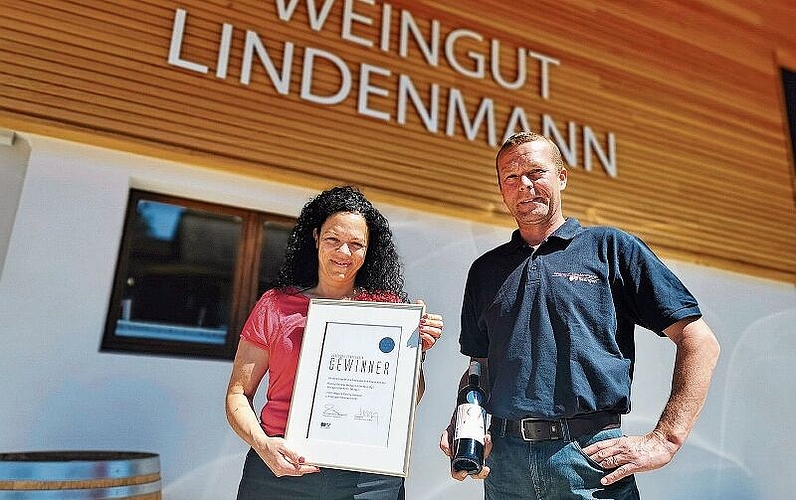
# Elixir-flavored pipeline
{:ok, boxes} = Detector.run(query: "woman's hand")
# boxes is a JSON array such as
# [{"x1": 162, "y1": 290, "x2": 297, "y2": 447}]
[
  {"x1": 226, "y1": 341, "x2": 318, "y2": 477},
  {"x1": 253, "y1": 435, "x2": 320, "y2": 477},
  {"x1": 416, "y1": 300, "x2": 443, "y2": 351}
]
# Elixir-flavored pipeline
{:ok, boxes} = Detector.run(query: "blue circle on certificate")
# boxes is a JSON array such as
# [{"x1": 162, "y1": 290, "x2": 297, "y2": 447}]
[{"x1": 379, "y1": 337, "x2": 395, "y2": 353}]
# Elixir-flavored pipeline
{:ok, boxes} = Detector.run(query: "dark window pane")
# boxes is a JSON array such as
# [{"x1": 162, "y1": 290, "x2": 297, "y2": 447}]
[
  {"x1": 258, "y1": 221, "x2": 293, "y2": 296},
  {"x1": 782, "y1": 68, "x2": 796, "y2": 171},
  {"x1": 117, "y1": 200, "x2": 242, "y2": 344},
  {"x1": 102, "y1": 190, "x2": 295, "y2": 359}
]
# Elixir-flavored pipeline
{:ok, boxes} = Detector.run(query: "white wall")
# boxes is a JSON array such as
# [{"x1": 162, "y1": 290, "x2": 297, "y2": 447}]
[{"x1": 0, "y1": 135, "x2": 793, "y2": 499}]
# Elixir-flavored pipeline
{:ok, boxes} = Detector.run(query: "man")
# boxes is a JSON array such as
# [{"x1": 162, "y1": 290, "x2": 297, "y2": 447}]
[{"x1": 439, "y1": 131, "x2": 720, "y2": 499}]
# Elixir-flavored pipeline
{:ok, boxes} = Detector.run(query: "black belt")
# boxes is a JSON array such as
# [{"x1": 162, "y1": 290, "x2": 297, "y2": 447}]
[{"x1": 490, "y1": 411, "x2": 621, "y2": 442}]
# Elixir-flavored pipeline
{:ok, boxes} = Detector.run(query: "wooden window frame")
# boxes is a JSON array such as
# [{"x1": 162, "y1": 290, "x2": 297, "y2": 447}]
[{"x1": 101, "y1": 189, "x2": 294, "y2": 360}]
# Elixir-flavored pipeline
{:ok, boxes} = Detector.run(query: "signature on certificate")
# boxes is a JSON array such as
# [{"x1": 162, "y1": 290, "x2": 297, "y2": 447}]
[
  {"x1": 353, "y1": 407, "x2": 379, "y2": 426},
  {"x1": 322, "y1": 404, "x2": 347, "y2": 418}
]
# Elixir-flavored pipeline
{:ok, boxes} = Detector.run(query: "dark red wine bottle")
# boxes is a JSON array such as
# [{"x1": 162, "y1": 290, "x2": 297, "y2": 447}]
[{"x1": 451, "y1": 360, "x2": 486, "y2": 474}]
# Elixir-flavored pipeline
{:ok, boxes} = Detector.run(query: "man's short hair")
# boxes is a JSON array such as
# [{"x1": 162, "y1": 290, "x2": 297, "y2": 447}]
[{"x1": 495, "y1": 131, "x2": 565, "y2": 174}]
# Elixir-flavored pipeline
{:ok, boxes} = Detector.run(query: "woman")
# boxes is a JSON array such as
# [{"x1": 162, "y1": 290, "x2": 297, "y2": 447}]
[{"x1": 226, "y1": 186, "x2": 443, "y2": 499}]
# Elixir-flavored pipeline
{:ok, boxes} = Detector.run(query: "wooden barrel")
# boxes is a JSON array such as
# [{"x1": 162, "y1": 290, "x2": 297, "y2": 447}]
[{"x1": 0, "y1": 451, "x2": 161, "y2": 499}]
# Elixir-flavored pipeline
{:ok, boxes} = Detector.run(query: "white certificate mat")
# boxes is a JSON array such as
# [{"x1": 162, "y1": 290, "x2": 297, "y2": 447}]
[{"x1": 285, "y1": 299, "x2": 424, "y2": 477}]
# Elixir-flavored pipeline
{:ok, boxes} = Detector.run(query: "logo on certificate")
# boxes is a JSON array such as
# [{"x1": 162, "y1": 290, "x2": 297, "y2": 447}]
[{"x1": 379, "y1": 337, "x2": 395, "y2": 353}]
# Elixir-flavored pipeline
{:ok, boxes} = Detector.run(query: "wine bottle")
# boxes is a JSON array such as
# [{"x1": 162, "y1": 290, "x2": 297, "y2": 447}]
[{"x1": 451, "y1": 360, "x2": 486, "y2": 474}]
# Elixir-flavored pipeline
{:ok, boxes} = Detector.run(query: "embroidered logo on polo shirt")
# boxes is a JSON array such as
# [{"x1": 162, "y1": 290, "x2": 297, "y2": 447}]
[{"x1": 552, "y1": 272, "x2": 600, "y2": 284}]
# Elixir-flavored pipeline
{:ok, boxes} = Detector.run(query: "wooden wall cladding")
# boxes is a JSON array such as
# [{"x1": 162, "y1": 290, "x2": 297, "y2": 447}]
[{"x1": 1, "y1": 0, "x2": 795, "y2": 282}]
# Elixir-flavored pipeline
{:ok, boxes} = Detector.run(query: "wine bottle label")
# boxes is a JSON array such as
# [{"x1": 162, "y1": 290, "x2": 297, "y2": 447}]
[{"x1": 454, "y1": 403, "x2": 486, "y2": 443}]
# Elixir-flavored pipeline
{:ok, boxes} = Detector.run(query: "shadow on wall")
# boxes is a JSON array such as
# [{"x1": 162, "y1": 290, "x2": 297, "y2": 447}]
[
  {"x1": 636, "y1": 440, "x2": 758, "y2": 499},
  {"x1": 0, "y1": 132, "x2": 31, "y2": 279},
  {"x1": 162, "y1": 452, "x2": 245, "y2": 500},
  {"x1": 717, "y1": 309, "x2": 796, "y2": 500},
  {"x1": 29, "y1": 372, "x2": 181, "y2": 461}
]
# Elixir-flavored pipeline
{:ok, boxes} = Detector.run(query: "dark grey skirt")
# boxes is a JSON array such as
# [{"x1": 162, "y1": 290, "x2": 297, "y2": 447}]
[{"x1": 236, "y1": 448, "x2": 405, "y2": 500}]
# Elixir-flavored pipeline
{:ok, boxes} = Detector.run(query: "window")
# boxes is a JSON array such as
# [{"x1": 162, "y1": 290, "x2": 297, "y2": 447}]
[
  {"x1": 102, "y1": 190, "x2": 294, "y2": 360},
  {"x1": 782, "y1": 68, "x2": 796, "y2": 170}
]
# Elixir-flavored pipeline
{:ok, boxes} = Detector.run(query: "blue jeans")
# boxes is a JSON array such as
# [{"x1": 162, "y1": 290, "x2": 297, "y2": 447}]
[
  {"x1": 485, "y1": 426, "x2": 640, "y2": 500},
  {"x1": 236, "y1": 448, "x2": 404, "y2": 500}
]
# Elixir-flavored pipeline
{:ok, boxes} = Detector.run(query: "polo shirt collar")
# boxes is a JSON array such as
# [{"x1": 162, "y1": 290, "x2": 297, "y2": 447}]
[
  {"x1": 550, "y1": 218, "x2": 582, "y2": 242},
  {"x1": 503, "y1": 218, "x2": 583, "y2": 254}
]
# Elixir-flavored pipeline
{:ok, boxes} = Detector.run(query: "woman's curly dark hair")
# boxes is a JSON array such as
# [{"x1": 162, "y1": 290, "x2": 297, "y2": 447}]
[{"x1": 276, "y1": 186, "x2": 407, "y2": 301}]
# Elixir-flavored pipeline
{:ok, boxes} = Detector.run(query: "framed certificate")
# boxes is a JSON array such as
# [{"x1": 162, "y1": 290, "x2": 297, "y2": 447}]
[{"x1": 284, "y1": 298, "x2": 424, "y2": 477}]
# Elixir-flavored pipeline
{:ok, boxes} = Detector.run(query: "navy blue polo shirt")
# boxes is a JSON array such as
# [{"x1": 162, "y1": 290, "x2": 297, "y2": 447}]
[{"x1": 459, "y1": 218, "x2": 701, "y2": 420}]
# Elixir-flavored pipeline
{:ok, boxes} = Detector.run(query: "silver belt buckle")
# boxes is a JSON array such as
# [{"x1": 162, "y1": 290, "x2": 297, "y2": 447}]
[{"x1": 519, "y1": 418, "x2": 561, "y2": 441}]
